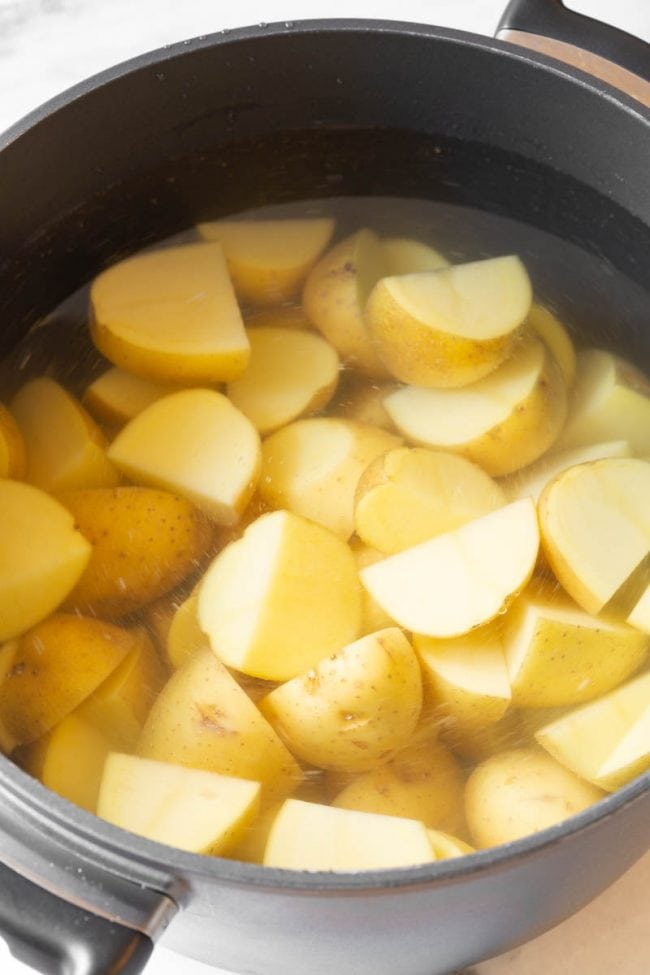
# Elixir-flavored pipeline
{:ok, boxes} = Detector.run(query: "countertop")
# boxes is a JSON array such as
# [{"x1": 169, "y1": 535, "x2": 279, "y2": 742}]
[{"x1": 0, "y1": 1, "x2": 648, "y2": 973}]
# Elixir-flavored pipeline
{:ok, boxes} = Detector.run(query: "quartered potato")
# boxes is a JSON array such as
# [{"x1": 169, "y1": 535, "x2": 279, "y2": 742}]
[
  {"x1": 349, "y1": 539, "x2": 397, "y2": 635},
  {"x1": 83, "y1": 366, "x2": 184, "y2": 428},
  {"x1": 381, "y1": 236, "x2": 449, "y2": 275},
  {"x1": 0, "y1": 403, "x2": 26, "y2": 479}
]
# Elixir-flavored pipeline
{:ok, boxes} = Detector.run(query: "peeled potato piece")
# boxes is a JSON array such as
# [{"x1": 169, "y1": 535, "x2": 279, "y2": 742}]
[
  {"x1": 99, "y1": 753, "x2": 261, "y2": 855},
  {"x1": 11, "y1": 378, "x2": 118, "y2": 492},
  {"x1": 527, "y1": 303, "x2": 576, "y2": 386},
  {"x1": 0, "y1": 614, "x2": 133, "y2": 745},
  {"x1": 331, "y1": 737, "x2": 465, "y2": 834},
  {"x1": 502, "y1": 586, "x2": 648, "y2": 708},
  {"x1": 108, "y1": 389, "x2": 261, "y2": 525},
  {"x1": 556, "y1": 349, "x2": 650, "y2": 454},
  {"x1": 226, "y1": 327, "x2": 339, "y2": 433},
  {"x1": 59, "y1": 487, "x2": 213, "y2": 618},
  {"x1": 197, "y1": 218, "x2": 335, "y2": 305},
  {"x1": 465, "y1": 748, "x2": 604, "y2": 849},
  {"x1": 381, "y1": 237, "x2": 449, "y2": 275},
  {"x1": 303, "y1": 229, "x2": 390, "y2": 377},
  {"x1": 427, "y1": 830, "x2": 475, "y2": 859},
  {"x1": 384, "y1": 339, "x2": 567, "y2": 476},
  {"x1": 0, "y1": 481, "x2": 91, "y2": 643},
  {"x1": 260, "y1": 628, "x2": 422, "y2": 772},
  {"x1": 355, "y1": 447, "x2": 505, "y2": 554},
  {"x1": 501, "y1": 439, "x2": 631, "y2": 503},
  {"x1": 137, "y1": 648, "x2": 301, "y2": 801},
  {"x1": 198, "y1": 510, "x2": 361, "y2": 681},
  {"x1": 0, "y1": 403, "x2": 26, "y2": 479},
  {"x1": 538, "y1": 458, "x2": 650, "y2": 616},
  {"x1": 263, "y1": 799, "x2": 434, "y2": 870},
  {"x1": 414, "y1": 627, "x2": 511, "y2": 730},
  {"x1": 365, "y1": 255, "x2": 532, "y2": 388},
  {"x1": 91, "y1": 242, "x2": 250, "y2": 384},
  {"x1": 260, "y1": 417, "x2": 401, "y2": 539},
  {"x1": 535, "y1": 671, "x2": 650, "y2": 791},
  {"x1": 360, "y1": 499, "x2": 539, "y2": 639},
  {"x1": 83, "y1": 367, "x2": 184, "y2": 428}
]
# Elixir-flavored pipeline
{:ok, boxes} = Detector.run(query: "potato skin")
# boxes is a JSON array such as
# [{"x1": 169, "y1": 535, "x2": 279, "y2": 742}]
[{"x1": 60, "y1": 487, "x2": 213, "y2": 618}]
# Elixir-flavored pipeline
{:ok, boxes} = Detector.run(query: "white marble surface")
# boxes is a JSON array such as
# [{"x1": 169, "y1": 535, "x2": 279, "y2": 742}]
[{"x1": 1, "y1": 1, "x2": 649, "y2": 974}]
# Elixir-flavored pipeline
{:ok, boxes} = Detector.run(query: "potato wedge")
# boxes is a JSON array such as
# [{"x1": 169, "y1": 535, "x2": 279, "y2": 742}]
[
  {"x1": 91, "y1": 242, "x2": 250, "y2": 383},
  {"x1": 384, "y1": 338, "x2": 567, "y2": 476},
  {"x1": 366, "y1": 256, "x2": 532, "y2": 388},
  {"x1": 108, "y1": 389, "x2": 261, "y2": 524},
  {"x1": 11, "y1": 378, "x2": 119, "y2": 492},
  {"x1": 260, "y1": 417, "x2": 401, "y2": 538},
  {"x1": 99, "y1": 753, "x2": 261, "y2": 854},
  {"x1": 260, "y1": 628, "x2": 422, "y2": 772},
  {"x1": 360, "y1": 499, "x2": 539, "y2": 639},
  {"x1": 137, "y1": 648, "x2": 301, "y2": 801},
  {"x1": 264, "y1": 799, "x2": 433, "y2": 870},
  {"x1": 226, "y1": 327, "x2": 339, "y2": 433},
  {"x1": 197, "y1": 218, "x2": 335, "y2": 305},
  {"x1": 427, "y1": 830, "x2": 475, "y2": 859},
  {"x1": 381, "y1": 237, "x2": 448, "y2": 275},
  {"x1": 0, "y1": 481, "x2": 91, "y2": 642},
  {"x1": 0, "y1": 403, "x2": 26, "y2": 479},
  {"x1": 59, "y1": 487, "x2": 213, "y2": 618},
  {"x1": 527, "y1": 303, "x2": 575, "y2": 386},
  {"x1": 355, "y1": 447, "x2": 505, "y2": 553},
  {"x1": 501, "y1": 439, "x2": 631, "y2": 503},
  {"x1": 0, "y1": 614, "x2": 133, "y2": 745},
  {"x1": 303, "y1": 229, "x2": 390, "y2": 377},
  {"x1": 198, "y1": 510, "x2": 361, "y2": 681},
  {"x1": 83, "y1": 366, "x2": 184, "y2": 428},
  {"x1": 349, "y1": 539, "x2": 397, "y2": 635},
  {"x1": 538, "y1": 458, "x2": 650, "y2": 616},
  {"x1": 465, "y1": 748, "x2": 604, "y2": 848}
]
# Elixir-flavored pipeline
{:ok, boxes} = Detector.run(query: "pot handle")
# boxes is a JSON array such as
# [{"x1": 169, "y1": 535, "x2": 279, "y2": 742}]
[
  {"x1": 0, "y1": 861, "x2": 154, "y2": 975},
  {"x1": 497, "y1": 0, "x2": 650, "y2": 104}
]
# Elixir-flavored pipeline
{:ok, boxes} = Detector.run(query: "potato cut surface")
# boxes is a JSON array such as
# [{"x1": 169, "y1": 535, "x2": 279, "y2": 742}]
[
  {"x1": 98, "y1": 753, "x2": 261, "y2": 854},
  {"x1": 108, "y1": 389, "x2": 261, "y2": 524},
  {"x1": 360, "y1": 499, "x2": 538, "y2": 638},
  {"x1": 381, "y1": 236, "x2": 449, "y2": 276},
  {"x1": 501, "y1": 439, "x2": 631, "y2": 503},
  {"x1": 83, "y1": 367, "x2": 184, "y2": 427},
  {"x1": 91, "y1": 242, "x2": 250, "y2": 383}
]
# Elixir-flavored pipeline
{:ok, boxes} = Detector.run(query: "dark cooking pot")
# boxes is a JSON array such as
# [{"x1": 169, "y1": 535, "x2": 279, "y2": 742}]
[{"x1": 0, "y1": 2, "x2": 649, "y2": 973}]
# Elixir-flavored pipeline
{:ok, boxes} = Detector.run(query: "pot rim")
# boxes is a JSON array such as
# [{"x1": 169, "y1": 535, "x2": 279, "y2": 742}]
[{"x1": 0, "y1": 17, "x2": 648, "y2": 895}]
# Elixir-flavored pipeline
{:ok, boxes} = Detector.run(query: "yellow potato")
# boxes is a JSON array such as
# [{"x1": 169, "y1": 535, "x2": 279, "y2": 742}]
[
  {"x1": 260, "y1": 417, "x2": 401, "y2": 538},
  {"x1": 91, "y1": 242, "x2": 250, "y2": 383},
  {"x1": 331, "y1": 375, "x2": 399, "y2": 431},
  {"x1": 465, "y1": 748, "x2": 604, "y2": 848},
  {"x1": 331, "y1": 736, "x2": 465, "y2": 834},
  {"x1": 197, "y1": 218, "x2": 335, "y2": 305},
  {"x1": 263, "y1": 799, "x2": 433, "y2": 870},
  {"x1": 538, "y1": 458, "x2": 650, "y2": 616},
  {"x1": 229, "y1": 800, "x2": 284, "y2": 864},
  {"x1": 354, "y1": 447, "x2": 505, "y2": 553},
  {"x1": 18, "y1": 712, "x2": 112, "y2": 813},
  {"x1": 226, "y1": 327, "x2": 339, "y2": 433},
  {"x1": 83, "y1": 366, "x2": 185, "y2": 428},
  {"x1": 137, "y1": 648, "x2": 301, "y2": 801},
  {"x1": 0, "y1": 480, "x2": 91, "y2": 642},
  {"x1": 427, "y1": 830, "x2": 475, "y2": 860},
  {"x1": 11, "y1": 378, "x2": 119, "y2": 492},
  {"x1": 556, "y1": 350, "x2": 650, "y2": 454},
  {"x1": 108, "y1": 389, "x2": 261, "y2": 525},
  {"x1": 535, "y1": 671, "x2": 650, "y2": 791},
  {"x1": 360, "y1": 499, "x2": 539, "y2": 639},
  {"x1": 198, "y1": 510, "x2": 361, "y2": 681},
  {"x1": 414, "y1": 626, "x2": 511, "y2": 731},
  {"x1": 349, "y1": 539, "x2": 397, "y2": 635},
  {"x1": 303, "y1": 229, "x2": 390, "y2": 377},
  {"x1": 527, "y1": 303, "x2": 576, "y2": 386},
  {"x1": 502, "y1": 586, "x2": 648, "y2": 708},
  {"x1": 381, "y1": 237, "x2": 449, "y2": 275},
  {"x1": 142, "y1": 589, "x2": 189, "y2": 654},
  {"x1": 384, "y1": 338, "x2": 567, "y2": 476},
  {"x1": 77, "y1": 628, "x2": 167, "y2": 749},
  {"x1": 0, "y1": 403, "x2": 26, "y2": 479},
  {"x1": 59, "y1": 487, "x2": 213, "y2": 618},
  {"x1": 98, "y1": 753, "x2": 261, "y2": 855},
  {"x1": 165, "y1": 592, "x2": 207, "y2": 669},
  {"x1": 501, "y1": 439, "x2": 631, "y2": 503},
  {"x1": 260, "y1": 628, "x2": 422, "y2": 772},
  {"x1": 365, "y1": 256, "x2": 532, "y2": 388},
  {"x1": 0, "y1": 614, "x2": 133, "y2": 745}
]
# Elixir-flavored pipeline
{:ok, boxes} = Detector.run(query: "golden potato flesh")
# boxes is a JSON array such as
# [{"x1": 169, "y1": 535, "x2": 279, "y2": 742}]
[
  {"x1": 384, "y1": 338, "x2": 567, "y2": 476},
  {"x1": 0, "y1": 403, "x2": 26, "y2": 479},
  {"x1": 260, "y1": 417, "x2": 401, "y2": 539},
  {"x1": 381, "y1": 237, "x2": 449, "y2": 275},
  {"x1": 260, "y1": 628, "x2": 422, "y2": 772},
  {"x1": 83, "y1": 367, "x2": 184, "y2": 428},
  {"x1": 365, "y1": 255, "x2": 532, "y2": 388},
  {"x1": 91, "y1": 242, "x2": 250, "y2": 383},
  {"x1": 354, "y1": 447, "x2": 505, "y2": 554}
]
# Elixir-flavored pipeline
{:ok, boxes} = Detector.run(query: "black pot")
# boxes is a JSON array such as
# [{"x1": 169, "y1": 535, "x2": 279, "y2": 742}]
[{"x1": 1, "y1": 3, "x2": 649, "y2": 974}]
